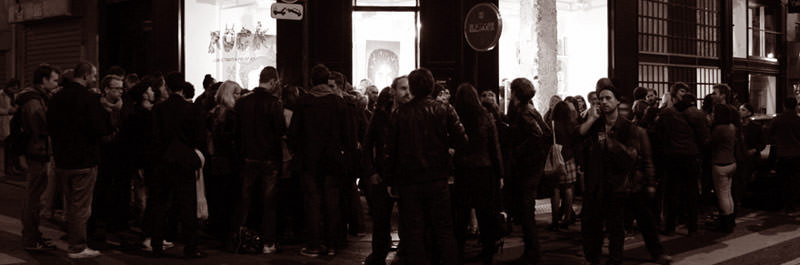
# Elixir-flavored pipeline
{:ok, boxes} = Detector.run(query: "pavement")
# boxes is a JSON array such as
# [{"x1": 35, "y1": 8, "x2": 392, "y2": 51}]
[{"x1": 1, "y1": 175, "x2": 800, "y2": 265}]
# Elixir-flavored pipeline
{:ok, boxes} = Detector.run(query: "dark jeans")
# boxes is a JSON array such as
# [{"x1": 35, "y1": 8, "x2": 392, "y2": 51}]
[
  {"x1": 777, "y1": 156, "x2": 800, "y2": 211},
  {"x1": 663, "y1": 155, "x2": 700, "y2": 233},
  {"x1": 58, "y1": 167, "x2": 98, "y2": 253},
  {"x1": 234, "y1": 160, "x2": 279, "y2": 243},
  {"x1": 582, "y1": 190, "x2": 625, "y2": 265},
  {"x1": 300, "y1": 171, "x2": 341, "y2": 250},
  {"x1": 625, "y1": 191, "x2": 665, "y2": 259},
  {"x1": 90, "y1": 160, "x2": 131, "y2": 236},
  {"x1": 453, "y1": 167, "x2": 499, "y2": 262},
  {"x1": 397, "y1": 180, "x2": 457, "y2": 265},
  {"x1": 21, "y1": 159, "x2": 49, "y2": 246},
  {"x1": 367, "y1": 181, "x2": 397, "y2": 260},
  {"x1": 149, "y1": 164, "x2": 199, "y2": 254},
  {"x1": 518, "y1": 174, "x2": 542, "y2": 260}
]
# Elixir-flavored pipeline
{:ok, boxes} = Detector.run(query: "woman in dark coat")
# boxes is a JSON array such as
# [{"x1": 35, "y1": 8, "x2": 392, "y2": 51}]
[{"x1": 453, "y1": 83, "x2": 504, "y2": 265}]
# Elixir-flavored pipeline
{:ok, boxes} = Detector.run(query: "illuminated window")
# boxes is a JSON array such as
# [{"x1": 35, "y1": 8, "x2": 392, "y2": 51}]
[
  {"x1": 747, "y1": 4, "x2": 779, "y2": 60},
  {"x1": 352, "y1": 1, "x2": 419, "y2": 91},
  {"x1": 185, "y1": 0, "x2": 277, "y2": 97},
  {"x1": 749, "y1": 74, "x2": 776, "y2": 115}
]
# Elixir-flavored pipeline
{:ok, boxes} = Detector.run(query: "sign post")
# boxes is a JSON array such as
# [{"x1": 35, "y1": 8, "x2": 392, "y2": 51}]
[{"x1": 464, "y1": 3, "x2": 503, "y2": 52}]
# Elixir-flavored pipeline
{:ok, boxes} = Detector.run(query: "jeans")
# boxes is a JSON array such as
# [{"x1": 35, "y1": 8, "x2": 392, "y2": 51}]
[
  {"x1": 21, "y1": 158, "x2": 49, "y2": 246},
  {"x1": 58, "y1": 166, "x2": 98, "y2": 253},
  {"x1": 582, "y1": 190, "x2": 625, "y2": 265},
  {"x1": 664, "y1": 155, "x2": 700, "y2": 233},
  {"x1": 397, "y1": 180, "x2": 457, "y2": 265},
  {"x1": 518, "y1": 174, "x2": 542, "y2": 260},
  {"x1": 367, "y1": 181, "x2": 396, "y2": 260},
  {"x1": 149, "y1": 164, "x2": 199, "y2": 254},
  {"x1": 234, "y1": 160, "x2": 279, "y2": 243},
  {"x1": 453, "y1": 167, "x2": 499, "y2": 263},
  {"x1": 625, "y1": 191, "x2": 665, "y2": 259},
  {"x1": 712, "y1": 163, "x2": 736, "y2": 215},
  {"x1": 777, "y1": 156, "x2": 800, "y2": 211},
  {"x1": 300, "y1": 171, "x2": 341, "y2": 250}
]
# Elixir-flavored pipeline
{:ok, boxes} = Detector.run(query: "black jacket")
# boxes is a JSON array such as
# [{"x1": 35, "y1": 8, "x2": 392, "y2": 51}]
[
  {"x1": 152, "y1": 94, "x2": 206, "y2": 172},
  {"x1": 234, "y1": 87, "x2": 285, "y2": 162},
  {"x1": 288, "y1": 85, "x2": 350, "y2": 177},
  {"x1": 655, "y1": 106, "x2": 709, "y2": 157},
  {"x1": 583, "y1": 116, "x2": 655, "y2": 195},
  {"x1": 118, "y1": 105, "x2": 153, "y2": 169},
  {"x1": 385, "y1": 97, "x2": 467, "y2": 186},
  {"x1": 769, "y1": 109, "x2": 800, "y2": 158},
  {"x1": 454, "y1": 111, "x2": 503, "y2": 178},
  {"x1": 507, "y1": 105, "x2": 551, "y2": 177},
  {"x1": 47, "y1": 81, "x2": 112, "y2": 169},
  {"x1": 16, "y1": 86, "x2": 51, "y2": 161}
]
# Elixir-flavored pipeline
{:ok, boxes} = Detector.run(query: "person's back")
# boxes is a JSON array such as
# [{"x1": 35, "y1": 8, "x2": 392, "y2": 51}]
[
  {"x1": 236, "y1": 88, "x2": 284, "y2": 161},
  {"x1": 49, "y1": 80, "x2": 110, "y2": 170},
  {"x1": 152, "y1": 95, "x2": 205, "y2": 170},
  {"x1": 770, "y1": 104, "x2": 800, "y2": 159},
  {"x1": 657, "y1": 103, "x2": 708, "y2": 157},
  {"x1": 291, "y1": 87, "x2": 347, "y2": 169}
]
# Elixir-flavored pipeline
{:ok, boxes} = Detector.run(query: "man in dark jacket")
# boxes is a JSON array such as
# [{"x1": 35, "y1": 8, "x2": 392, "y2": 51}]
[
  {"x1": 384, "y1": 68, "x2": 467, "y2": 265},
  {"x1": 289, "y1": 64, "x2": 349, "y2": 257},
  {"x1": 655, "y1": 83, "x2": 709, "y2": 236},
  {"x1": 769, "y1": 97, "x2": 800, "y2": 214},
  {"x1": 48, "y1": 62, "x2": 112, "y2": 258},
  {"x1": 232, "y1": 66, "x2": 285, "y2": 254},
  {"x1": 19, "y1": 64, "x2": 59, "y2": 252},
  {"x1": 579, "y1": 81, "x2": 671, "y2": 265},
  {"x1": 149, "y1": 72, "x2": 207, "y2": 258}
]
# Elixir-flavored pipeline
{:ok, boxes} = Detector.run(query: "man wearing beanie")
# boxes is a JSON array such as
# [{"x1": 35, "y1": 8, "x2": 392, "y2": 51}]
[
  {"x1": 578, "y1": 80, "x2": 670, "y2": 265},
  {"x1": 289, "y1": 64, "x2": 349, "y2": 257},
  {"x1": 384, "y1": 68, "x2": 467, "y2": 265}
]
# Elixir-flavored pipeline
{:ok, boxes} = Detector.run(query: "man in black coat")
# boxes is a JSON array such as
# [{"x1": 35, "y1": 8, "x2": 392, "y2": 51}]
[{"x1": 149, "y1": 72, "x2": 207, "y2": 258}]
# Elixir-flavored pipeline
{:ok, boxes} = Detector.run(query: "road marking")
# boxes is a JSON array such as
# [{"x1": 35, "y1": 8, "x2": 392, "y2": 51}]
[
  {"x1": 673, "y1": 224, "x2": 800, "y2": 265},
  {"x1": 0, "y1": 253, "x2": 25, "y2": 265},
  {"x1": 781, "y1": 256, "x2": 800, "y2": 265}
]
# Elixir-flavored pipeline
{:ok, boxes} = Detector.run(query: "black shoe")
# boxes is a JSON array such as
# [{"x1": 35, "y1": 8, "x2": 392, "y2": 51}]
[
  {"x1": 300, "y1": 247, "x2": 321, "y2": 258},
  {"x1": 24, "y1": 240, "x2": 56, "y2": 251},
  {"x1": 364, "y1": 254, "x2": 387, "y2": 265},
  {"x1": 184, "y1": 250, "x2": 207, "y2": 259}
]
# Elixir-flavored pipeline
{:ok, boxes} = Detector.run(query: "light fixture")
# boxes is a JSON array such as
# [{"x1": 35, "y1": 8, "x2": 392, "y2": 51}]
[{"x1": 767, "y1": 52, "x2": 774, "y2": 58}]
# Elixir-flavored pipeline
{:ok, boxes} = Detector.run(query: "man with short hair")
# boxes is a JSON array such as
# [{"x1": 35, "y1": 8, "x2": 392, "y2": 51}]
[
  {"x1": 232, "y1": 66, "x2": 285, "y2": 254},
  {"x1": 385, "y1": 68, "x2": 467, "y2": 265},
  {"x1": 148, "y1": 72, "x2": 207, "y2": 258},
  {"x1": 19, "y1": 64, "x2": 60, "y2": 251},
  {"x1": 48, "y1": 62, "x2": 111, "y2": 258}
]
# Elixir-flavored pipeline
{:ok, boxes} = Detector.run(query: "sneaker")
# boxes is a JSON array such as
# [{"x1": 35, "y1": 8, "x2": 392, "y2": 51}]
[
  {"x1": 23, "y1": 240, "x2": 56, "y2": 251},
  {"x1": 262, "y1": 243, "x2": 277, "y2": 254},
  {"x1": 67, "y1": 248, "x2": 101, "y2": 259},
  {"x1": 300, "y1": 247, "x2": 321, "y2": 258}
]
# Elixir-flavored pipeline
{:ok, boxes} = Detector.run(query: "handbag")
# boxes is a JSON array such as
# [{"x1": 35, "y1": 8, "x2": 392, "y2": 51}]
[
  {"x1": 195, "y1": 149, "x2": 209, "y2": 221},
  {"x1": 544, "y1": 121, "x2": 566, "y2": 176}
]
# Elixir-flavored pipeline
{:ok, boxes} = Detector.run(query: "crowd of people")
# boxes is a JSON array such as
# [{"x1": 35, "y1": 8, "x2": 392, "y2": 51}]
[{"x1": 2, "y1": 61, "x2": 800, "y2": 265}]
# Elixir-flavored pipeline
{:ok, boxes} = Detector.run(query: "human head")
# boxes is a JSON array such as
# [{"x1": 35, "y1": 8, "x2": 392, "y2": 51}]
[
  {"x1": 73, "y1": 62, "x2": 97, "y2": 87},
  {"x1": 548, "y1": 95, "x2": 562, "y2": 110},
  {"x1": 408, "y1": 68, "x2": 435, "y2": 98},
  {"x1": 633, "y1": 86, "x2": 648, "y2": 101},
  {"x1": 713, "y1": 103, "x2": 736, "y2": 126},
  {"x1": 330, "y1": 71, "x2": 346, "y2": 92},
  {"x1": 618, "y1": 97, "x2": 632, "y2": 120},
  {"x1": 712, "y1": 84, "x2": 733, "y2": 105},
  {"x1": 101, "y1": 75, "x2": 124, "y2": 101},
  {"x1": 215, "y1": 80, "x2": 242, "y2": 109},
  {"x1": 595, "y1": 82, "x2": 620, "y2": 115},
  {"x1": 646, "y1": 88, "x2": 658, "y2": 106},
  {"x1": 259, "y1": 66, "x2": 280, "y2": 93},
  {"x1": 282, "y1": 86, "x2": 300, "y2": 111},
  {"x1": 701, "y1": 94, "x2": 715, "y2": 114},
  {"x1": 553, "y1": 101, "x2": 576, "y2": 124},
  {"x1": 129, "y1": 81, "x2": 154, "y2": 106},
  {"x1": 433, "y1": 83, "x2": 450, "y2": 104},
  {"x1": 125, "y1": 73, "x2": 139, "y2": 90},
  {"x1": 587, "y1": 91, "x2": 598, "y2": 107},
  {"x1": 391, "y1": 75, "x2": 412, "y2": 105},
  {"x1": 480, "y1": 90, "x2": 497, "y2": 106},
  {"x1": 184, "y1": 82, "x2": 196, "y2": 100},
  {"x1": 165, "y1": 71, "x2": 185, "y2": 93},
  {"x1": 454, "y1": 83, "x2": 481, "y2": 112},
  {"x1": 4, "y1": 78, "x2": 20, "y2": 95},
  {"x1": 510, "y1": 78, "x2": 535, "y2": 107},
  {"x1": 670, "y1": 82, "x2": 690, "y2": 100},
  {"x1": 574, "y1": 95, "x2": 587, "y2": 113},
  {"x1": 33, "y1": 64, "x2": 61, "y2": 91},
  {"x1": 202, "y1": 74, "x2": 216, "y2": 90},
  {"x1": 365, "y1": 85, "x2": 379, "y2": 108},
  {"x1": 738, "y1": 103, "x2": 754, "y2": 119},
  {"x1": 310, "y1": 64, "x2": 330, "y2": 86},
  {"x1": 376, "y1": 86, "x2": 394, "y2": 112}
]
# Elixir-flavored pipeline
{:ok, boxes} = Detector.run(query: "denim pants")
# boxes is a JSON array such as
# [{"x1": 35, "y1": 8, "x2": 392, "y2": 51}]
[
  {"x1": 58, "y1": 166, "x2": 98, "y2": 253},
  {"x1": 397, "y1": 180, "x2": 458, "y2": 265},
  {"x1": 300, "y1": 171, "x2": 341, "y2": 250},
  {"x1": 21, "y1": 158, "x2": 49, "y2": 245},
  {"x1": 234, "y1": 160, "x2": 279, "y2": 243}
]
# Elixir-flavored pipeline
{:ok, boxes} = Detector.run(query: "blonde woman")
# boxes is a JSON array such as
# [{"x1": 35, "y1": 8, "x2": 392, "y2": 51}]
[{"x1": 205, "y1": 80, "x2": 242, "y2": 239}]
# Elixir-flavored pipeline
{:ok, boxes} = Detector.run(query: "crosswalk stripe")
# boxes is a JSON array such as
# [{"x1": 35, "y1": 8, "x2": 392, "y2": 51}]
[
  {"x1": 672, "y1": 224, "x2": 800, "y2": 265},
  {"x1": 0, "y1": 253, "x2": 26, "y2": 265}
]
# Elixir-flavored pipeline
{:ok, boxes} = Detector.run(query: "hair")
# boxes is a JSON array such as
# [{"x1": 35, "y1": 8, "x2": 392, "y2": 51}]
[
  {"x1": 142, "y1": 73, "x2": 165, "y2": 101},
  {"x1": 739, "y1": 103, "x2": 755, "y2": 117},
  {"x1": 454, "y1": 83, "x2": 485, "y2": 137},
  {"x1": 202, "y1": 74, "x2": 215, "y2": 89},
  {"x1": 713, "y1": 103, "x2": 736, "y2": 126},
  {"x1": 33, "y1": 64, "x2": 60, "y2": 85},
  {"x1": 510, "y1": 77, "x2": 535, "y2": 106},
  {"x1": 376, "y1": 86, "x2": 394, "y2": 113},
  {"x1": 432, "y1": 83, "x2": 448, "y2": 98},
  {"x1": 184, "y1": 82, "x2": 195, "y2": 99},
  {"x1": 215, "y1": 80, "x2": 241, "y2": 109},
  {"x1": 390, "y1": 75, "x2": 407, "y2": 90},
  {"x1": 595, "y1": 81, "x2": 620, "y2": 100},
  {"x1": 548, "y1": 95, "x2": 563, "y2": 109},
  {"x1": 128, "y1": 81, "x2": 151, "y2": 106},
  {"x1": 330, "y1": 71, "x2": 346, "y2": 90},
  {"x1": 701, "y1": 94, "x2": 715, "y2": 114},
  {"x1": 101, "y1": 75, "x2": 123, "y2": 93},
  {"x1": 784, "y1": 97, "x2": 798, "y2": 110},
  {"x1": 674, "y1": 93, "x2": 697, "y2": 112},
  {"x1": 310, "y1": 64, "x2": 330, "y2": 86},
  {"x1": 587, "y1": 91, "x2": 597, "y2": 100},
  {"x1": 595, "y1": 78, "x2": 614, "y2": 90},
  {"x1": 633, "y1": 86, "x2": 649, "y2": 101},
  {"x1": 73, "y1": 61, "x2": 95, "y2": 80},
  {"x1": 165, "y1": 71, "x2": 185, "y2": 93},
  {"x1": 125, "y1": 73, "x2": 139, "y2": 85},
  {"x1": 259, "y1": 66, "x2": 278, "y2": 84},
  {"x1": 574, "y1": 95, "x2": 587, "y2": 112},
  {"x1": 408, "y1": 68, "x2": 435, "y2": 98},
  {"x1": 107, "y1": 66, "x2": 126, "y2": 78},
  {"x1": 553, "y1": 101, "x2": 576, "y2": 125},
  {"x1": 670, "y1": 82, "x2": 690, "y2": 99},
  {"x1": 4, "y1": 78, "x2": 20, "y2": 92},
  {"x1": 282, "y1": 85, "x2": 300, "y2": 111},
  {"x1": 713, "y1": 83, "x2": 734, "y2": 104}
]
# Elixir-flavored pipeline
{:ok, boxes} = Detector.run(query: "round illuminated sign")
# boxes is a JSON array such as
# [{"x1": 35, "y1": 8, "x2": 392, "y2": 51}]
[
  {"x1": 281, "y1": 0, "x2": 298, "y2": 3},
  {"x1": 464, "y1": 3, "x2": 502, "y2": 52}
]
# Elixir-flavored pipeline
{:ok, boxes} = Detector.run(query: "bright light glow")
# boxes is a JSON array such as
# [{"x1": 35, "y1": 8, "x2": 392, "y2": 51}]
[
  {"x1": 767, "y1": 52, "x2": 774, "y2": 58},
  {"x1": 352, "y1": 11, "x2": 417, "y2": 90}
]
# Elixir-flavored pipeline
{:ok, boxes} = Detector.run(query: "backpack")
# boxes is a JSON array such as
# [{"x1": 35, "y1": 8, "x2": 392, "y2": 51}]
[{"x1": 7, "y1": 107, "x2": 29, "y2": 156}]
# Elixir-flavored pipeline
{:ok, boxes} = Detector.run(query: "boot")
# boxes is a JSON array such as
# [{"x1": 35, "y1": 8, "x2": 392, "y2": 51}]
[
  {"x1": 717, "y1": 214, "x2": 733, "y2": 234},
  {"x1": 728, "y1": 213, "x2": 737, "y2": 230}
]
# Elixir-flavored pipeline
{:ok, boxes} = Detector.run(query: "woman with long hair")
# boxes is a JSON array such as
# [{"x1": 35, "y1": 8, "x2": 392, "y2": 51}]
[
  {"x1": 547, "y1": 101, "x2": 579, "y2": 231},
  {"x1": 206, "y1": 80, "x2": 242, "y2": 239},
  {"x1": 452, "y1": 83, "x2": 503, "y2": 265},
  {"x1": 711, "y1": 104, "x2": 738, "y2": 233}
]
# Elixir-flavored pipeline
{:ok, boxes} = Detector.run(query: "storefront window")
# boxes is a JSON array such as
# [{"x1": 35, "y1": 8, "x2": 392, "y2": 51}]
[
  {"x1": 499, "y1": 0, "x2": 607, "y2": 106},
  {"x1": 749, "y1": 74, "x2": 776, "y2": 115},
  {"x1": 185, "y1": 0, "x2": 277, "y2": 97},
  {"x1": 352, "y1": 4, "x2": 418, "y2": 91}
]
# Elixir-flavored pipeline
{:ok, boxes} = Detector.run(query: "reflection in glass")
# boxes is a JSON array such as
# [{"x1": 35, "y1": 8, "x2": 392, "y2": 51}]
[{"x1": 353, "y1": 11, "x2": 418, "y2": 90}]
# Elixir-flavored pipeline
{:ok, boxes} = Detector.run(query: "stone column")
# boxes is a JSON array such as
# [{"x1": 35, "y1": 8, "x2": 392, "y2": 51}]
[{"x1": 533, "y1": 0, "x2": 558, "y2": 113}]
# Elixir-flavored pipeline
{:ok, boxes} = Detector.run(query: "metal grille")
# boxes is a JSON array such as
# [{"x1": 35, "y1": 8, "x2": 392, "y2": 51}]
[
  {"x1": 638, "y1": 63, "x2": 721, "y2": 100},
  {"x1": 638, "y1": 0, "x2": 719, "y2": 58}
]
